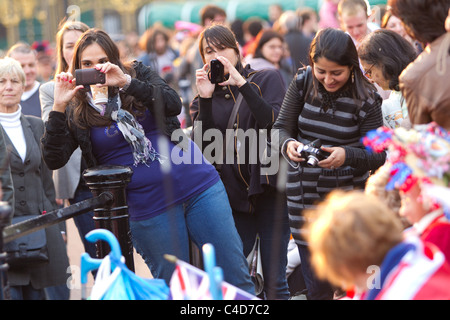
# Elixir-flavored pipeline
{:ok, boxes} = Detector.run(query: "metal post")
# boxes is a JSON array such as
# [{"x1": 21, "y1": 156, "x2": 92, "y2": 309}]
[
  {"x1": 0, "y1": 202, "x2": 12, "y2": 300},
  {"x1": 83, "y1": 165, "x2": 134, "y2": 271}
]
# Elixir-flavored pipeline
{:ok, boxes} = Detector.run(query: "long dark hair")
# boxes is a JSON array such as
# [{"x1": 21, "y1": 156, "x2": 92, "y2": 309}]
[
  {"x1": 70, "y1": 29, "x2": 141, "y2": 128},
  {"x1": 358, "y1": 29, "x2": 417, "y2": 91},
  {"x1": 252, "y1": 29, "x2": 284, "y2": 62},
  {"x1": 198, "y1": 24, "x2": 243, "y2": 72},
  {"x1": 309, "y1": 28, "x2": 376, "y2": 102}
]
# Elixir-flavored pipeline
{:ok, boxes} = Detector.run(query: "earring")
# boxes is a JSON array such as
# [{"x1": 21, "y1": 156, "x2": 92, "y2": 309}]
[{"x1": 352, "y1": 71, "x2": 355, "y2": 84}]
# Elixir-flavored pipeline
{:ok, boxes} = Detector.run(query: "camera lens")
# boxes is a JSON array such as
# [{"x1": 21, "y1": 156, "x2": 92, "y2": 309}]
[{"x1": 306, "y1": 156, "x2": 319, "y2": 167}]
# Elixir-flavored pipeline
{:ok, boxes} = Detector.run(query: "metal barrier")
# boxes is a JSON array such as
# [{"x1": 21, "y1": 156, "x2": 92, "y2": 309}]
[{"x1": 0, "y1": 165, "x2": 133, "y2": 300}]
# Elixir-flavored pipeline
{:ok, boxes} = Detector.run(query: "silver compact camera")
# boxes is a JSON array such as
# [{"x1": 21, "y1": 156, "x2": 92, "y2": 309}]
[{"x1": 297, "y1": 139, "x2": 330, "y2": 167}]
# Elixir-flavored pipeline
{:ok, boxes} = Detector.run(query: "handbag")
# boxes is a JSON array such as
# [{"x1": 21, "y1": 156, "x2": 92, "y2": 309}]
[
  {"x1": 4, "y1": 215, "x2": 49, "y2": 267},
  {"x1": 246, "y1": 234, "x2": 264, "y2": 295}
]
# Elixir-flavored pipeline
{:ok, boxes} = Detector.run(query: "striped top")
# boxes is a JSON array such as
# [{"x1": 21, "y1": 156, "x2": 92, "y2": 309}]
[{"x1": 273, "y1": 70, "x2": 386, "y2": 244}]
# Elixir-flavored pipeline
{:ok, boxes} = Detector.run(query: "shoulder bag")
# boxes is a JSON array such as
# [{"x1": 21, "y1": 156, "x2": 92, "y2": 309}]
[{"x1": 4, "y1": 215, "x2": 49, "y2": 267}]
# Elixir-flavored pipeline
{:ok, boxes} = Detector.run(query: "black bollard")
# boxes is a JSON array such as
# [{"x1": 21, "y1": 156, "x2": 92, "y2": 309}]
[
  {"x1": 83, "y1": 165, "x2": 135, "y2": 271},
  {"x1": 0, "y1": 202, "x2": 12, "y2": 300}
]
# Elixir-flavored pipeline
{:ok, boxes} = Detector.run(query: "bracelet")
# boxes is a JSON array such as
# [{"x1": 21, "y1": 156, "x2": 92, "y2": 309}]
[{"x1": 120, "y1": 74, "x2": 132, "y2": 92}]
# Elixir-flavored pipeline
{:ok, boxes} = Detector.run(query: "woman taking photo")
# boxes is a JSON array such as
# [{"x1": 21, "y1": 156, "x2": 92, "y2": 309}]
[
  {"x1": 41, "y1": 28, "x2": 254, "y2": 293},
  {"x1": 272, "y1": 28, "x2": 386, "y2": 300},
  {"x1": 190, "y1": 24, "x2": 290, "y2": 299}
]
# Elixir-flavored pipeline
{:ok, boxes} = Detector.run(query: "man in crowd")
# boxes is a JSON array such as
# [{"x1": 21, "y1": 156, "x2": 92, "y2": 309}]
[{"x1": 7, "y1": 43, "x2": 42, "y2": 118}]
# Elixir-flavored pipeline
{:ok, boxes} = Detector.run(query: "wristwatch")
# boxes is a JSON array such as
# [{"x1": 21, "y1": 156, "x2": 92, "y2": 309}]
[{"x1": 120, "y1": 74, "x2": 132, "y2": 92}]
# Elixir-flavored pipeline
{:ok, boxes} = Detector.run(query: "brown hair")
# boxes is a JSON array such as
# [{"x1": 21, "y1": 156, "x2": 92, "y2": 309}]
[
  {"x1": 55, "y1": 19, "x2": 89, "y2": 75},
  {"x1": 70, "y1": 29, "x2": 140, "y2": 128},
  {"x1": 199, "y1": 5, "x2": 227, "y2": 26},
  {"x1": 138, "y1": 25, "x2": 171, "y2": 54},
  {"x1": 198, "y1": 24, "x2": 243, "y2": 71},
  {"x1": 388, "y1": 0, "x2": 449, "y2": 45},
  {"x1": 251, "y1": 29, "x2": 284, "y2": 62}
]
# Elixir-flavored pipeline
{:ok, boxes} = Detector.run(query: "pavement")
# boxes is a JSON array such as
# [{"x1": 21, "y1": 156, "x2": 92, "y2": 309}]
[{"x1": 66, "y1": 217, "x2": 152, "y2": 300}]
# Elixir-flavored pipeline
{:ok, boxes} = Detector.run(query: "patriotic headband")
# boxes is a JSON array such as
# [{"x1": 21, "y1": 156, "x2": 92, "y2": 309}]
[{"x1": 363, "y1": 122, "x2": 450, "y2": 215}]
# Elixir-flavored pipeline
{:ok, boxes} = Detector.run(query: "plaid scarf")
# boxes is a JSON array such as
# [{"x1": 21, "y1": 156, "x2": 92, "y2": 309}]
[{"x1": 87, "y1": 92, "x2": 166, "y2": 166}]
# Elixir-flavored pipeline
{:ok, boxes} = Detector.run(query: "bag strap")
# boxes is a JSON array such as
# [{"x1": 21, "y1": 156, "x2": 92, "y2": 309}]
[
  {"x1": 295, "y1": 65, "x2": 311, "y2": 100},
  {"x1": 226, "y1": 72, "x2": 257, "y2": 130},
  {"x1": 217, "y1": 72, "x2": 257, "y2": 172}
]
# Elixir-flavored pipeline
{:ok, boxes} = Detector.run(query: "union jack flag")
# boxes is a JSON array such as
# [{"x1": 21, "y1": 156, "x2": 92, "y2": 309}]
[
  {"x1": 168, "y1": 258, "x2": 258, "y2": 300},
  {"x1": 365, "y1": 236, "x2": 450, "y2": 300}
]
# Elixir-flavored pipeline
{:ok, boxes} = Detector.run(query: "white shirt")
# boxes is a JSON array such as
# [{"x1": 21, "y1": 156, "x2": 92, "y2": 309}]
[{"x1": 381, "y1": 90, "x2": 408, "y2": 129}]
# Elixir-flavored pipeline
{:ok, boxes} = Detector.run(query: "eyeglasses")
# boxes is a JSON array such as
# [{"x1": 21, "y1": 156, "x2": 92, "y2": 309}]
[{"x1": 364, "y1": 63, "x2": 375, "y2": 79}]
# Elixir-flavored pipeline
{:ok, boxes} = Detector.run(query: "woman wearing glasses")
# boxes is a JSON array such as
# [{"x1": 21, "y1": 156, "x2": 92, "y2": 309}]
[
  {"x1": 358, "y1": 29, "x2": 417, "y2": 129},
  {"x1": 272, "y1": 28, "x2": 386, "y2": 300}
]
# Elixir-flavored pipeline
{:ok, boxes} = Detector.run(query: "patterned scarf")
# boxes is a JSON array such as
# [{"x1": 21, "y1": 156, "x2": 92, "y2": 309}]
[
  {"x1": 318, "y1": 83, "x2": 344, "y2": 117},
  {"x1": 87, "y1": 92, "x2": 166, "y2": 166}
]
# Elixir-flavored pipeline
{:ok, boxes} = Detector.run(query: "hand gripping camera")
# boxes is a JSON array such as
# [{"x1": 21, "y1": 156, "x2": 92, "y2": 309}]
[{"x1": 297, "y1": 139, "x2": 330, "y2": 167}]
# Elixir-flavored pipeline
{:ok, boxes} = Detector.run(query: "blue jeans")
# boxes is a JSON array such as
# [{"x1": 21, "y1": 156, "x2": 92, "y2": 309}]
[
  {"x1": 10, "y1": 285, "x2": 46, "y2": 300},
  {"x1": 129, "y1": 180, "x2": 255, "y2": 294},
  {"x1": 297, "y1": 244, "x2": 333, "y2": 300},
  {"x1": 233, "y1": 186, "x2": 290, "y2": 300}
]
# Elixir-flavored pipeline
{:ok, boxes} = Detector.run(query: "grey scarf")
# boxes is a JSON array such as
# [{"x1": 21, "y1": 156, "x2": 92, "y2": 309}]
[{"x1": 87, "y1": 92, "x2": 166, "y2": 166}]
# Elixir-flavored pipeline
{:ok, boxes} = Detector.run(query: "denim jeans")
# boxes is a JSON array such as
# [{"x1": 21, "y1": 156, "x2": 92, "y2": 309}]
[
  {"x1": 129, "y1": 180, "x2": 255, "y2": 294},
  {"x1": 297, "y1": 244, "x2": 334, "y2": 300},
  {"x1": 10, "y1": 285, "x2": 46, "y2": 300},
  {"x1": 233, "y1": 186, "x2": 290, "y2": 300}
]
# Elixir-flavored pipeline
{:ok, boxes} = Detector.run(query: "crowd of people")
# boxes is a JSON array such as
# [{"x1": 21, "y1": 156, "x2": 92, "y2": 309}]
[{"x1": 0, "y1": 0, "x2": 449, "y2": 300}]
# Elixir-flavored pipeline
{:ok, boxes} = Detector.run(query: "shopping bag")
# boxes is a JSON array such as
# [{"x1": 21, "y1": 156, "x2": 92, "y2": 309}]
[
  {"x1": 90, "y1": 255, "x2": 169, "y2": 300},
  {"x1": 246, "y1": 234, "x2": 264, "y2": 295}
]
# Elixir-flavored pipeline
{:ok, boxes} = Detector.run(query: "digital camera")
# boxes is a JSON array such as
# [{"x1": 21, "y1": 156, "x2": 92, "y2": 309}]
[
  {"x1": 297, "y1": 139, "x2": 330, "y2": 167},
  {"x1": 75, "y1": 68, "x2": 106, "y2": 86},
  {"x1": 209, "y1": 59, "x2": 224, "y2": 84}
]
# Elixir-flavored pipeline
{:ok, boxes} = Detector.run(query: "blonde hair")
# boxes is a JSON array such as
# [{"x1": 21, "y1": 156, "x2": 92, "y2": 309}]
[
  {"x1": 55, "y1": 19, "x2": 89, "y2": 75},
  {"x1": 305, "y1": 190, "x2": 403, "y2": 289},
  {"x1": 0, "y1": 57, "x2": 26, "y2": 87},
  {"x1": 338, "y1": 0, "x2": 369, "y2": 18}
]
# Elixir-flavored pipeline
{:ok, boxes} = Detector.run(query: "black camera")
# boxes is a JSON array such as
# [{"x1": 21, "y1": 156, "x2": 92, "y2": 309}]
[
  {"x1": 209, "y1": 59, "x2": 224, "y2": 84},
  {"x1": 297, "y1": 139, "x2": 330, "y2": 167},
  {"x1": 75, "y1": 68, "x2": 106, "y2": 86}
]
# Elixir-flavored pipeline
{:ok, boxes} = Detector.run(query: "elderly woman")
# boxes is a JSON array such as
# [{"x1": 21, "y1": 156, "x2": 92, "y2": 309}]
[
  {"x1": 0, "y1": 57, "x2": 69, "y2": 300},
  {"x1": 358, "y1": 29, "x2": 417, "y2": 129}
]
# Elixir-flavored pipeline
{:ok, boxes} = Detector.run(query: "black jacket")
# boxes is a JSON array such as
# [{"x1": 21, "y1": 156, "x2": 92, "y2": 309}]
[{"x1": 190, "y1": 65, "x2": 287, "y2": 213}]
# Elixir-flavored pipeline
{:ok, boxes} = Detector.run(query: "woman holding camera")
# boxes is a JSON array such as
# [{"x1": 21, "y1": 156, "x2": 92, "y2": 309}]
[
  {"x1": 272, "y1": 28, "x2": 386, "y2": 300},
  {"x1": 41, "y1": 28, "x2": 254, "y2": 293},
  {"x1": 190, "y1": 24, "x2": 290, "y2": 299}
]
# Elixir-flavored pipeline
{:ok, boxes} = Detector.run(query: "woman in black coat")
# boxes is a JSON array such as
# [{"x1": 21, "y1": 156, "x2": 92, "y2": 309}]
[{"x1": 190, "y1": 24, "x2": 291, "y2": 299}]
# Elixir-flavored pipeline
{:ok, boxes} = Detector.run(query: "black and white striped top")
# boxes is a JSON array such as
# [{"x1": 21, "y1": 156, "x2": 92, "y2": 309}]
[{"x1": 273, "y1": 70, "x2": 386, "y2": 245}]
